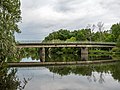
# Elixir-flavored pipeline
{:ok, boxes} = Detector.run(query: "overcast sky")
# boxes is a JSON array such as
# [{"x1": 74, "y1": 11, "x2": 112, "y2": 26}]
[{"x1": 15, "y1": 0, "x2": 120, "y2": 41}]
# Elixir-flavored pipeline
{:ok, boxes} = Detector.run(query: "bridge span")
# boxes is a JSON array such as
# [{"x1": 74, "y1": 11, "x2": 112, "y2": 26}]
[
  {"x1": 17, "y1": 41, "x2": 116, "y2": 61},
  {"x1": 17, "y1": 41, "x2": 116, "y2": 48}
]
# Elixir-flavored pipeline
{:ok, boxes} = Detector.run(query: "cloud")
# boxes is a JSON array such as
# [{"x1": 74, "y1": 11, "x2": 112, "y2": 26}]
[{"x1": 16, "y1": 0, "x2": 120, "y2": 40}]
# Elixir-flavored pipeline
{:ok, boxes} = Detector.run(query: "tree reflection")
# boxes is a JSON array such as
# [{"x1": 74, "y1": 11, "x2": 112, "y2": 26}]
[
  {"x1": 46, "y1": 54, "x2": 80, "y2": 62},
  {"x1": 47, "y1": 62, "x2": 120, "y2": 83},
  {"x1": 0, "y1": 62, "x2": 30, "y2": 90}
]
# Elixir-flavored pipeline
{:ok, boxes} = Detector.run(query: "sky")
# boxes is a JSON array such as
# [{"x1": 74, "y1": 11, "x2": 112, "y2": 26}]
[{"x1": 15, "y1": 0, "x2": 120, "y2": 41}]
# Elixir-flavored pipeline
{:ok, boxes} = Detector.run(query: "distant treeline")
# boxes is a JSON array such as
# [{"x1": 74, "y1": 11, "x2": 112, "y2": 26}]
[
  {"x1": 42, "y1": 22, "x2": 120, "y2": 54},
  {"x1": 43, "y1": 22, "x2": 120, "y2": 43}
]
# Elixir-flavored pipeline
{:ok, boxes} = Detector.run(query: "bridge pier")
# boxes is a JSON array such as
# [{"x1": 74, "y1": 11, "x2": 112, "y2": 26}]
[
  {"x1": 40, "y1": 47, "x2": 45, "y2": 62},
  {"x1": 81, "y1": 47, "x2": 88, "y2": 61}
]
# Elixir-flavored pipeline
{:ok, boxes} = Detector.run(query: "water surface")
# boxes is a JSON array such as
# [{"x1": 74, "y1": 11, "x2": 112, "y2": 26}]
[{"x1": 15, "y1": 62, "x2": 120, "y2": 90}]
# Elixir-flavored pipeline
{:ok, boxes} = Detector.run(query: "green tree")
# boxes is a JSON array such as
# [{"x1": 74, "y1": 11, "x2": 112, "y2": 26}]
[
  {"x1": 117, "y1": 35, "x2": 120, "y2": 48},
  {"x1": 101, "y1": 30, "x2": 114, "y2": 42},
  {"x1": 0, "y1": 0, "x2": 21, "y2": 62},
  {"x1": 43, "y1": 29, "x2": 71, "y2": 42},
  {"x1": 66, "y1": 37, "x2": 76, "y2": 42},
  {"x1": 0, "y1": 66, "x2": 30, "y2": 90},
  {"x1": 74, "y1": 29, "x2": 91, "y2": 41},
  {"x1": 111, "y1": 23, "x2": 120, "y2": 42},
  {"x1": 92, "y1": 32, "x2": 100, "y2": 41}
]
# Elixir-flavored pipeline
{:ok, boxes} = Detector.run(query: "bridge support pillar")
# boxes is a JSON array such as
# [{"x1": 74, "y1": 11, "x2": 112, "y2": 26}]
[
  {"x1": 81, "y1": 47, "x2": 88, "y2": 61},
  {"x1": 40, "y1": 47, "x2": 45, "y2": 62}
]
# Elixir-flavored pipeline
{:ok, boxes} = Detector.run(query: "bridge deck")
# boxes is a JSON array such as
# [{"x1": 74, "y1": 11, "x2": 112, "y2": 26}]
[{"x1": 17, "y1": 41, "x2": 116, "y2": 48}]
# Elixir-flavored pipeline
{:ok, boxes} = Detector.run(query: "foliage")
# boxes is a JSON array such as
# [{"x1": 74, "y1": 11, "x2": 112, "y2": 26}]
[
  {"x1": 111, "y1": 35, "x2": 120, "y2": 54},
  {"x1": 116, "y1": 35, "x2": 120, "y2": 47},
  {"x1": 42, "y1": 22, "x2": 120, "y2": 55},
  {"x1": 43, "y1": 29, "x2": 71, "y2": 42},
  {"x1": 48, "y1": 62, "x2": 120, "y2": 82},
  {"x1": 46, "y1": 54, "x2": 80, "y2": 62},
  {"x1": 43, "y1": 22, "x2": 120, "y2": 43},
  {"x1": 0, "y1": 0, "x2": 21, "y2": 62},
  {"x1": 0, "y1": 68, "x2": 20, "y2": 90},
  {"x1": 111, "y1": 23, "x2": 120, "y2": 41},
  {"x1": 14, "y1": 48, "x2": 40, "y2": 62},
  {"x1": 0, "y1": 65, "x2": 30, "y2": 90},
  {"x1": 12, "y1": 47, "x2": 112, "y2": 62},
  {"x1": 66, "y1": 37, "x2": 76, "y2": 42}
]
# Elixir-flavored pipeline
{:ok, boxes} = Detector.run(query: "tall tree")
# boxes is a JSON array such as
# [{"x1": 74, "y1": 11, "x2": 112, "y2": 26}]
[
  {"x1": 86, "y1": 24, "x2": 96, "y2": 41},
  {"x1": 117, "y1": 35, "x2": 120, "y2": 48},
  {"x1": 0, "y1": 0, "x2": 21, "y2": 62},
  {"x1": 97, "y1": 22, "x2": 104, "y2": 41},
  {"x1": 111, "y1": 23, "x2": 120, "y2": 42}
]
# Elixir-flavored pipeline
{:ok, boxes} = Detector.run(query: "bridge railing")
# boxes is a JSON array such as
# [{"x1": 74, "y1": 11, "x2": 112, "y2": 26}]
[
  {"x1": 43, "y1": 41, "x2": 116, "y2": 45},
  {"x1": 17, "y1": 40, "x2": 42, "y2": 43},
  {"x1": 17, "y1": 40, "x2": 116, "y2": 45}
]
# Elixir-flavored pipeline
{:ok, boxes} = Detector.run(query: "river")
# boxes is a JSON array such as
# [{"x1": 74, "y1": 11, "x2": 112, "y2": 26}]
[
  {"x1": 1, "y1": 47, "x2": 120, "y2": 90},
  {"x1": 13, "y1": 61, "x2": 120, "y2": 90}
]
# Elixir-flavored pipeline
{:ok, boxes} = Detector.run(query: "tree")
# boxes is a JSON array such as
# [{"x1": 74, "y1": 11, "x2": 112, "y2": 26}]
[
  {"x1": 0, "y1": 67, "x2": 30, "y2": 90},
  {"x1": 66, "y1": 37, "x2": 76, "y2": 42},
  {"x1": 111, "y1": 23, "x2": 120, "y2": 42},
  {"x1": 97, "y1": 22, "x2": 104, "y2": 41},
  {"x1": 117, "y1": 35, "x2": 120, "y2": 48},
  {"x1": 86, "y1": 24, "x2": 96, "y2": 41},
  {"x1": 75, "y1": 29, "x2": 91, "y2": 41},
  {"x1": 43, "y1": 29, "x2": 71, "y2": 42},
  {"x1": 0, "y1": 0, "x2": 21, "y2": 62}
]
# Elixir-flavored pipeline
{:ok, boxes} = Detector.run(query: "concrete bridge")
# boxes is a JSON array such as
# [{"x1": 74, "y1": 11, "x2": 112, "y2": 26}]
[
  {"x1": 17, "y1": 41, "x2": 116, "y2": 62},
  {"x1": 17, "y1": 41, "x2": 116, "y2": 48}
]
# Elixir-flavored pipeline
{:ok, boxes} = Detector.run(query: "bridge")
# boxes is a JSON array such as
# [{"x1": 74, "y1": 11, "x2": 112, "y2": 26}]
[
  {"x1": 17, "y1": 40, "x2": 116, "y2": 62},
  {"x1": 17, "y1": 40, "x2": 116, "y2": 48}
]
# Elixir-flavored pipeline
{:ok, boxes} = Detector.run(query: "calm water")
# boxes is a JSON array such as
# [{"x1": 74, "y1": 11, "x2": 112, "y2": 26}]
[
  {"x1": 3, "y1": 48, "x2": 119, "y2": 90},
  {"x1": 11, "y1": 62, "x2": 120, "y2": 90},
  {"x1": 15, "y1": 50, "x2": 120, "y2": 90}
]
